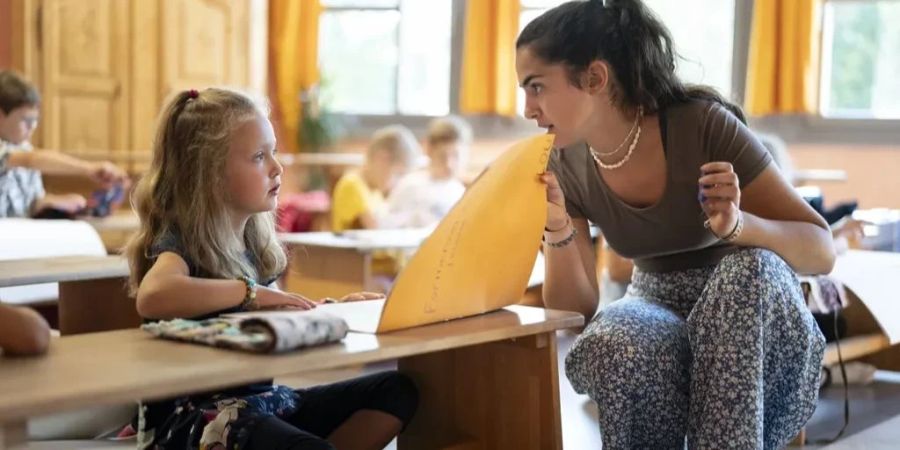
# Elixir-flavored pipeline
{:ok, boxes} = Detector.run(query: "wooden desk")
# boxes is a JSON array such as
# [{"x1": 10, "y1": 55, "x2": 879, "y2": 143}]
[
  {"x1": 0, "y1": 256, "x2": 138, "y2": 335},
  {"x1": 280, "y1": 229, "x2": 431, "y2": 298},
  {"x1": 282, "y1": 229, "x2": 549, "y2": 301},
  {"x1": 0, "y1": 305, "x2": 583, "y2": 450}
]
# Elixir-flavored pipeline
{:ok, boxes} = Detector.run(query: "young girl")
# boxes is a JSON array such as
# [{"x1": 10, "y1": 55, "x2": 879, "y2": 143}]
[{"x1": 125, "y1": 88, "x2": 417, "y2": 450}]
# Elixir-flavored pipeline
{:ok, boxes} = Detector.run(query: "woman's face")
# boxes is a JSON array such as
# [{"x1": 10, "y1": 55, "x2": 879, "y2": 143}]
[{"x1": 516, "y1": 47, "x2": 596, "y2": 149}]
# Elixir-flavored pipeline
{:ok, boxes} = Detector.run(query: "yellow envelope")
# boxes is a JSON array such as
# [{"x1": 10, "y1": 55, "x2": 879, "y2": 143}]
[{"x1": 372, "y1": 134, "x2": 554, "y2": 332}]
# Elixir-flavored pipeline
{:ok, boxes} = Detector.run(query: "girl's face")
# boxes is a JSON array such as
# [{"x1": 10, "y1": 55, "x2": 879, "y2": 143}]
[
  {"x1": 515, "y1": 47, "x2": 596, "y2": 149},
  {"x1": 224, "y1": 112, "x2": 283, "y2": 216}
]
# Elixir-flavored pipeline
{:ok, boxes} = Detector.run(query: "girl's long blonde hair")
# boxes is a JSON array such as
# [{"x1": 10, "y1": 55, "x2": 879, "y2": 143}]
[{"x1": 125, "y1": 88, "x2": 286, "y2": 295}]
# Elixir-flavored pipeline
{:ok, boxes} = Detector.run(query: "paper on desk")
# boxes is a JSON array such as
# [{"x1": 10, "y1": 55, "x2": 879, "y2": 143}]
[
  {"x1": 375, "y1": 134, "x2": 554, "y2": 332},
  {"x1": 830, "y1": 250, "x2": 900, "y2": 344}
]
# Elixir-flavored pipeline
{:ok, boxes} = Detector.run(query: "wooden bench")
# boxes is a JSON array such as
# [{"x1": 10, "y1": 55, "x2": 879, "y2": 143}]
[
  {"x1": 0, "y1": 305, "x2": 583, "y2": 450},
  {"x1": 0, "y1": 255, "x2": 138, "y2": 335}
]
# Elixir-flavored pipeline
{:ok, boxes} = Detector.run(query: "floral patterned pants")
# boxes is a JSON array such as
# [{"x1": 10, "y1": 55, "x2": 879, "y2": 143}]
[{"x1": 566, "y1": 248, "x2": 825, "y2": 449}]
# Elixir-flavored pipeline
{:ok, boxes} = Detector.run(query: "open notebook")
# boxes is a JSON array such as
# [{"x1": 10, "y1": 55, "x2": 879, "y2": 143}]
[{"x1": 232, "y1": 134, "x2": 554, "y2": 333}]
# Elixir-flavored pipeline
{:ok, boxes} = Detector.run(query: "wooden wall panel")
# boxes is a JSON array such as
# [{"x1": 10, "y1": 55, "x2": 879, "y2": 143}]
[{"x1": 40, "y1": 0, "x2": 129, "y2": 156}]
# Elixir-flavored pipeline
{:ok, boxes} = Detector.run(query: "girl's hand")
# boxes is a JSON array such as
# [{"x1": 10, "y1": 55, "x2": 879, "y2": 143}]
[
  {"x1": 699, "y1": 162, "x2": 741, "y2": 238},
  {"x1": 539, "y1": 171, "x2": 569, "y2": 231},
  {"x1": 255, "y1": 286, "x2": 317, "y2": 310},
  {"x1": 320, "y1": 292, "x2": 386, "y2": 303}
]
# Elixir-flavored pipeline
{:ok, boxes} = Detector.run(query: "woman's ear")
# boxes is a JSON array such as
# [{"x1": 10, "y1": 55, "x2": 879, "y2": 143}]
[{"x1": 585, "y1": 60, "x2": 611, "y2": 95}]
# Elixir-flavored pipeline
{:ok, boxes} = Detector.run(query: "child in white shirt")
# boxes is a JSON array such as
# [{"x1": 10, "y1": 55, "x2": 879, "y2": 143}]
[{"x1": 385, "y1": 116, "x2": 471, "y2": 228}]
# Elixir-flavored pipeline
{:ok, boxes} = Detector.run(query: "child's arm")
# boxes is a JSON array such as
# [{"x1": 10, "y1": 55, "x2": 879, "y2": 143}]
[
  {"x1": 0, "y1": 304, "x2": 51, "y2": 356},
  {"x1": 6, "y1": 150, "x2": 127, "y2": 187},
  {"x1": 137, "y1": 252, "x2": 317, "y2": 319}
]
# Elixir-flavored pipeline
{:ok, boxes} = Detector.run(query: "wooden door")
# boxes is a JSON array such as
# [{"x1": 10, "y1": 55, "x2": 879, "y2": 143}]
[
  {"x1": 159, "y1": 0, "x2": 250, "y2": 99},
  {"x1": 38, "y1": 0, "x2": 130, "y2": 159}
]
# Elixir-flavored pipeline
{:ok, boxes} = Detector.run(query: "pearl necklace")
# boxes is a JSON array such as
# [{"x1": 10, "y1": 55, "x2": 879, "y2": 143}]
[{"x1": 590, "y1": 107, "x2": 643, "y2": 170}]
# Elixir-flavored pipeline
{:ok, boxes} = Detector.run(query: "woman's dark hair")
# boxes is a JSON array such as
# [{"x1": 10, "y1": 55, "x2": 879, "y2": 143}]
[{"x1": 516, "y1": 0, "x2": 746, "y2": 124}]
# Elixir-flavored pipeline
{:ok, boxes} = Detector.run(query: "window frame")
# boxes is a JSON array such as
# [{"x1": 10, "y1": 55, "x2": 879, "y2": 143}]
[
  {"x1": 748, "y1": 0, "x2": 899, "y2": 145},
  {"x1": 797, "y1": 0, "x2": 900, "y2": 143},
  {"x1": 319, "y1": 0, "x2": 463, "y2": 132}
]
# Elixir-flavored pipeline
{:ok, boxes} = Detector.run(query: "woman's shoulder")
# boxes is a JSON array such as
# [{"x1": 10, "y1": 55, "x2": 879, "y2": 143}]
[{"x1": 666, "y1": 98, "x2": 727, "y2": 124}]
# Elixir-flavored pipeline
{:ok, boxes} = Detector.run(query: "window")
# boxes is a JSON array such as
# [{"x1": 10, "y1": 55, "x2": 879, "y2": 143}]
[
  {"x1": 318, "y1": 0, "x2": 452, "y2": 116},
  {"x1": 820, "y1": 0, "x2": 900, "y2": 119},
  {"x1": 517, "y1": 0, "x2": 738, "y2": 114}
]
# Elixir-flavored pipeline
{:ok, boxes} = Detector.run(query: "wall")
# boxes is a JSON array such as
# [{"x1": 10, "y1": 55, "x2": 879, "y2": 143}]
[
  {"x1": 790, "y1": 144, "x2": 900, "y2": 210},
  {"x1": 0, "y1": 0, "x2": 12, "y2": 68}
]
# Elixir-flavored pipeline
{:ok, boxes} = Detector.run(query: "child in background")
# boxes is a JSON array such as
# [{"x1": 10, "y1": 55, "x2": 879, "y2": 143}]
[
  {"x1": 384, "y1": 116, "x2": 471, "y2": 228},
  {"x1": 0, "y1": 70, "x2": 128, "y2": 218},
  {"x1": 125, "y1": 88, "x2": 416, "y2": 450},
  {"x1": 331, "y1": 125, "x2": 420, "y2": 232},
  {"x1": 0, "y1": 304, "x2": 50, "y2": 356}
]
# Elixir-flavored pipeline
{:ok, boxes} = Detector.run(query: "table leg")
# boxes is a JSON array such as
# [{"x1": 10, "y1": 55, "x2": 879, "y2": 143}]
[{"x1": 398, "y1": 332, "x2": 563, "y2": 450}]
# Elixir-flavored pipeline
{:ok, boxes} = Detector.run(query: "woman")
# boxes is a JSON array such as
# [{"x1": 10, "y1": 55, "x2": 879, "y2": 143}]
[{"x1": 517, "y1": 1, "x2": 832, "y2": 448}]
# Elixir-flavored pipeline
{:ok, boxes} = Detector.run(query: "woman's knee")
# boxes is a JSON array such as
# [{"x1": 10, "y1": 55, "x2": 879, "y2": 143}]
[
  {"x1": 707, "y1": 248, "x2": 799, "y2": 307},
  {"x1": 718, "y1": 248, "x2": 792, "y2": 281},
  {"x1": 565, "y1": 298, "x2": 688, "y2": 393}
]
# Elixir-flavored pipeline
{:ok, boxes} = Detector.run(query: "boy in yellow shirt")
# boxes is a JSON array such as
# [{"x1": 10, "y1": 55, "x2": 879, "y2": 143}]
[{"x1": 332, "y1": 125, "x2": 421, "y2": 232}]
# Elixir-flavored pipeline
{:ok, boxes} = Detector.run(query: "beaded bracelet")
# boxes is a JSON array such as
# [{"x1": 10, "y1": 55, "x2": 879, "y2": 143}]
[
  {"x1": 544, "y1": 226, "x2": 578, "y2": 248},
  {"x1": 721, "y1": 211, "x2": 745, "y2": 242},
  {"x1": 238, "y1": 275, "x2": 258, "y2": 310},
  {"x1": 704, "y1": 211, "x2": 744, "y2": 242}
]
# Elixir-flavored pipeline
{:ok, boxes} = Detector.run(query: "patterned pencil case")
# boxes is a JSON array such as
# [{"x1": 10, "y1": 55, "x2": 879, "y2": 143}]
[{"x1": 142, "y1": 311, "x2": 349, "y2": 353}]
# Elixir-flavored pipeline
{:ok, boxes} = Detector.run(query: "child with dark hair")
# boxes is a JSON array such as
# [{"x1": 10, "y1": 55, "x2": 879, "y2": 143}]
[{"x1": 0, "y1": 70, "x2": 128, "y2": 218}]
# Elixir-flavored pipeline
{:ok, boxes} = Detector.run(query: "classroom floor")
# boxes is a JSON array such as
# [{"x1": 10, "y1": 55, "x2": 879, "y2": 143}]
[{"x1": 279, "y1": 331, "x2": 900, "y2": 450}]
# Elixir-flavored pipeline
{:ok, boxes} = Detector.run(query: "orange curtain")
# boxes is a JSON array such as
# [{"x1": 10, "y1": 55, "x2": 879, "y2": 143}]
[
  {"x1": 269, "y1": 0, "x2": 322, "y2": 152},
  {"x1": 745, "y1": 0, "x2": 821, "y2": 116},
  {"x1": 460, "y1": 0, "x2": 520, "y2": 117}
]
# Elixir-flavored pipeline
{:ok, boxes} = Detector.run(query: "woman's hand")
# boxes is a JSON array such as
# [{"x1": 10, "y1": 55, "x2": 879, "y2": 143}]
[
  {"x1": 255, "y1": 286, "x2": 317, "y2": 310},
  {"x1": 539, "y1": 171, "x2": 569, "y2": 231},
  {"x1": 320, "y1": 292, "x2": 386, "y2": 303},
  {"x1": 699, "y1": 162, "x2": 741, "y2": 239}
]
